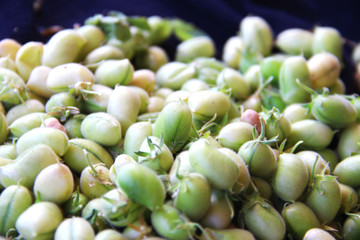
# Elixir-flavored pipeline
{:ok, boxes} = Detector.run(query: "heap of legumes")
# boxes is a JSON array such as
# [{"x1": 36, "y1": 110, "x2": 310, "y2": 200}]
[{"x1": 1, "y1": 11, "x2": 360, "y2": 240}]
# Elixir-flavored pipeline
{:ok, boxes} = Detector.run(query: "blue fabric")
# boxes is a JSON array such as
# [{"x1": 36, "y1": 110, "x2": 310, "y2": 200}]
[{"x1": 2, "y1": 0, "x2": 360, "y2": 45}]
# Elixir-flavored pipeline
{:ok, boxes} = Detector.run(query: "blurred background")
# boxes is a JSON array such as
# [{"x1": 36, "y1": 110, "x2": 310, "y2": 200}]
[{"x1": 1, "y1": 0, "x2": 360, "y2": 92}]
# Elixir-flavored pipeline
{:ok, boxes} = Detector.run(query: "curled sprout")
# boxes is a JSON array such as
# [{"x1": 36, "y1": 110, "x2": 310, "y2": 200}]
[
  {"x1": 48, "y1": 106, "x2": 80, "y2": 122},
  {"x1": 67, "y1": 81, "x2": 100, "y2": 100},
  {"x1": 135, "y1": 135, "x2": 167, "y2": 174}
]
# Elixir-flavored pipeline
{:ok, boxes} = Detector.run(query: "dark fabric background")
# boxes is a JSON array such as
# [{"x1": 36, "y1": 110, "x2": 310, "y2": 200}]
[{"x1": 1, "y1": 0, "x2": 360, "y2": 92}]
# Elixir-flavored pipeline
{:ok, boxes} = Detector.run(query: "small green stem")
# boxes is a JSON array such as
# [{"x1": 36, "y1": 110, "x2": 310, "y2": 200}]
[
  {"x1": 80, "y1": 89, "x2": 101, "y2": 96},
  {"x1": 192, "y1": 222, "x2": 214, "y2": 240},
  {"x1": 248, "y1": 179, "x2": 259, "y2": 195},
  {"x1": 260, "y1": 135, "x2": 279, "y2": 145},
  {"x1": 137, "y1": 112, "x2": 160, "y2": 122},
  {"x1": 198, "y1": 122, "x2": 217, "y2": 134},
  {"x1": 84, "y1": 149, "x2": 98, "y2": 177},
  {"x1": 191, "y1": 120, "x2": 201, "y2": 139},
  {"x1": 74, "y1": 186, "x2": 81, "y2": 206},
  {"x1": 35, "y1": 191, "x2": 42, "y2": 203},
  {"x1": 287, "y1": 140, "x2": 304, "y2": 154},
  {"x1": 258, "y1": 117, "x2": 266, "y2": 140},
  {"x1": 345, "y1": 212, "x2": 360, "y2": 219},
  {"x1": 0, "y1": 86, "x2": 9, "y2": 96},
  {"x1": 295, "y1": 78, "x2": 317, "y2": 97},
  {"x1": 261, "y1": 76, "x2": 274, "y2": 89},
  {"x1": 198, "y1": 113, "x2": 218, "y2": 135},
  {"x1": 13, "y1": 88, "x2": 27, "y2": 105},
  {"x1": 310, "y1": 155, "x2": 320, "y2": 184},
  {"x1": 225, "y1": 191, "x2": 234, "y2": 219},
  {"x1": 11, "y1": 137, "x2": 17, "y2": 147},
  {"x1": 175, "y1": 158, "x2": 184, "y2": 181},
  {"x1": 278, "y1": 139, "x2": 287, "y2": 154}
]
